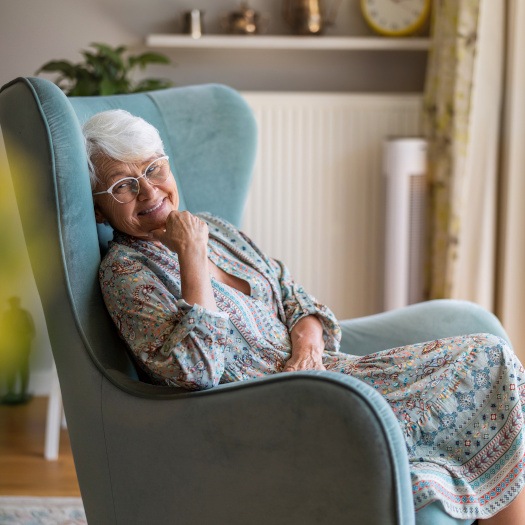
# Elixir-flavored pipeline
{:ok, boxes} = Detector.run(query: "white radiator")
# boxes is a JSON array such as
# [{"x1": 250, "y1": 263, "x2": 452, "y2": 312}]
[
  {"x1": 241, "y1": 93, "x2": 423, "y2": 320},
  {"x1": 383, "y1": 138, "x2": 429, "y2": 311}
]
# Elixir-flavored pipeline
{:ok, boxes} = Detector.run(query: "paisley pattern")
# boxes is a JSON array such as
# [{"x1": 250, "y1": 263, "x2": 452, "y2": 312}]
[
  {"x1": 99, "y1": 213, "x2": 341, "y2": 390},
  {"x1": 99, "y1": 212, "x2": 524, "y2": 519},
  {"x1": 324, "y1": 335, "x2": 525, "y2": 517}
]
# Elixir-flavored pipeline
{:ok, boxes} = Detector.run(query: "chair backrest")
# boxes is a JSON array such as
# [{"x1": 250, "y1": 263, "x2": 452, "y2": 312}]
[{"x1": 0, "y1": 77, "x2": 257, "y2": 389}]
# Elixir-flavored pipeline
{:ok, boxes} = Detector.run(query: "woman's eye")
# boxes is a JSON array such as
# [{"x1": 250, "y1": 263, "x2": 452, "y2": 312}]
[
  {"x1": 114, "y1": 180, "x2": 133, "y2": 192},
  {"x1": 146, "y1": 164, "x2": 160, "y2": 177}
]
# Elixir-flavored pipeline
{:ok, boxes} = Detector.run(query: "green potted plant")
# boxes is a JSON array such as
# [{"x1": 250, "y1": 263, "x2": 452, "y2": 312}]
[{"x1": 36, "y1": 42, "x2": 173, "y2": 96}]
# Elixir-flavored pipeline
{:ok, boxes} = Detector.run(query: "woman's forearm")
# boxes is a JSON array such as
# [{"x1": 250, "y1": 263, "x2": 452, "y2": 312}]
[
  {"x1": 291, "y1": 315, "x2": 324, "y2": 354},
  {"x1": 178, "y1": 245, "x2": 218, "y2": 312},
  {"x1": 283, "y1": 315, "x2": 326, "y2": 372}
]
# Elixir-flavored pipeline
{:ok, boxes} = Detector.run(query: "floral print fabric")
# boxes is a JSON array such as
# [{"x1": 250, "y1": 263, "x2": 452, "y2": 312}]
[
  {"x1": 99, "y1": 213, "x2": 341, "y2": 390},
  {"x1": 99, "y1": 212, "x2": 524, "y2": 519},
  {"x1": 325, "y1": 334, "x2": 525, "y2": 518}
]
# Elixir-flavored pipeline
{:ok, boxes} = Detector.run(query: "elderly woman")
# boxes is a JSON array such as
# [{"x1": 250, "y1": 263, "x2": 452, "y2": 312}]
[{"x1": 85, "y1": 109, "x2": 524, "y2": 524}]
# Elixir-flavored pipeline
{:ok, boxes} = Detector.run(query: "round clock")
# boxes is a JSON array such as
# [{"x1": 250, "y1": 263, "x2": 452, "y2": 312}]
[{"x1": 360, "y1": 0, "x2": 431, "y2": 37}]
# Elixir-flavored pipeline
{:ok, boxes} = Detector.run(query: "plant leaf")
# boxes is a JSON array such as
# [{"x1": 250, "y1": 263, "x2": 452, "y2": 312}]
[
  {"x1": 36, "y1": 42, "x2": 173, "y2": 95},
  {"x1": 132, "y1": 78, "x2": 174, "y2": 93},
  {"x1": 98, "y1": 77, "x2": 114, "y2": 96},
  {"x1": 128, "y1": 52, "x2": 171, "y2": 70},
  {"x1": 35, "y1": 60, "x2": 77, "y2": 77},
  {"x1": 89, "y1": 43, "x2": 126, "y2": 71},
  {"x1": 90, "y1": 42, "x2": 126, "y2": 59},
  {"x1": 68, "y1": 74, "x2": 101, "y2": 96},
  {"x1": 81, "y1": 52, "x2": 104, "y2": 76}
]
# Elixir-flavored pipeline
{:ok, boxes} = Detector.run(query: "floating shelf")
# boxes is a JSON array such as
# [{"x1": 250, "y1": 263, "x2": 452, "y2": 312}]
[{"x1": 146, "y1": 34, "x2": 431, "y2": 51}]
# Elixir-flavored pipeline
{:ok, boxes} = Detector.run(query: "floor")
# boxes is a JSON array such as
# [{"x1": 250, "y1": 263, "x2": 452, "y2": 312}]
[{"x1": 0, "y1": 396, "x2": 81, "y2": 496}]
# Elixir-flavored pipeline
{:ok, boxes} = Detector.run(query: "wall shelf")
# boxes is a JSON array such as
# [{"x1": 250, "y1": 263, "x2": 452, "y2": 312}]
[{"x1": 146, "y1": 34, "x2": 431, "y2": 51}]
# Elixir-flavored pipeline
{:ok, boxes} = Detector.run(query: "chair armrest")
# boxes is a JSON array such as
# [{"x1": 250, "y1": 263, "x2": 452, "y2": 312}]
[
  {"x1": 95, "y1": 371, "x2": 414, "y2": 525},
  {"x1": 339, "y1": 299, "x2": 510, "y2": 356}
]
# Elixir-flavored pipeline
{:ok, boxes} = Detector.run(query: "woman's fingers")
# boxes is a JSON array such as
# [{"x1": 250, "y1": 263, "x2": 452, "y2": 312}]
[
  {"x1": 283, "y1": 355, "x2": 326, "y2": 372},
  {"x1": 149, "y1": 227, "x2": 168, "y2": 241},
  {"x1": 152, "y1": 211, "x2": 208, "y2": 253}
]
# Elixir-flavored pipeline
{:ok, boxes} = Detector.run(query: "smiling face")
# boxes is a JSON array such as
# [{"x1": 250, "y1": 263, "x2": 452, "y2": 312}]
[{"x1": 93, "y1": 154, "x2": 179, "y2": 238}]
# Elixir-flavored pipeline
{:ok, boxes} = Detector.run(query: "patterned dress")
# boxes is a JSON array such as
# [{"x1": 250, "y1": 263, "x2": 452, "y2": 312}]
[{"x1": 99, "y1": 213, "x2": 525, "y2": 520}]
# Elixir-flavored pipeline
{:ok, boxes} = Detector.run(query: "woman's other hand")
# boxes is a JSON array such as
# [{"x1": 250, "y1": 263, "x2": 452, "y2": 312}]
[
  {"x1": 283, "y1": 344, "x2": 326, "y2": 372},
  {"x1": 150, "y1": 210, "x2": 208, "y2": 255},
  {"x1": 284, "y1": 315, "x2": 326, "y2": 372}
]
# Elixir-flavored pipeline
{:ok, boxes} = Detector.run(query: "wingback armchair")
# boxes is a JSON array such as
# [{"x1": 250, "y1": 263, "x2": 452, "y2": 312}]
[{"x1": 1, "y1": 77, "x2": 507, "y2": 525}]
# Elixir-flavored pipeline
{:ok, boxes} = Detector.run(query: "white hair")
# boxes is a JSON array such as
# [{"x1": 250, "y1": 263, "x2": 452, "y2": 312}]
[{"x1": 82, "y1": 109, "x2": 165, "y2": 189}]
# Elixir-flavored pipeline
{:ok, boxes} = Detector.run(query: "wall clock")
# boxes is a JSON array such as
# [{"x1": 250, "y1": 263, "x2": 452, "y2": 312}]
[{"x1": 360, "y1": 0, "x2": 431, "y2": 37}]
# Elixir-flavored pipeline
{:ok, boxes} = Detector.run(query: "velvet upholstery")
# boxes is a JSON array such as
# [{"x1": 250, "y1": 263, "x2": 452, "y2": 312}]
[{"x1": 0, "y1": 76, "x2": 498, "y2": 524}]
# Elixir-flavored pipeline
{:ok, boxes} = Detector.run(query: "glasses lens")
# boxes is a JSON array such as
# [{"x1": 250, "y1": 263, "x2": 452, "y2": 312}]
[
  {"x1": 104, "y1": 158, "x2": 169, "y2": 204},
  {"x1": 113, "y1": 178, "x2": 139, "y2": 204},
  {"x1": 145, "y1": 158, "x2": 169, "y2": 184}
]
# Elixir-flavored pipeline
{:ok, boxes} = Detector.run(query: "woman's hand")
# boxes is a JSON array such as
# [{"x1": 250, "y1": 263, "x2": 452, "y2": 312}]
[
  {"x1": 283, "y1": 344, "x2": 326, "y2": 372},
  {"x1": 150, "y1": 210, "x2": 208, "y2": 255},
  {"x1": 151, "y1": 211, "x2": 218, "y2": 312},
  {"x1": 284, "y1": 315, "x2": 326, "y2": 372}
]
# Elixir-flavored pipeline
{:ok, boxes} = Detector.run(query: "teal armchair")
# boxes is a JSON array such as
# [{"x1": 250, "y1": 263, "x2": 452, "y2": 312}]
[{"x1": 1, "y1": 77, "x2": 507, "y2": 524}]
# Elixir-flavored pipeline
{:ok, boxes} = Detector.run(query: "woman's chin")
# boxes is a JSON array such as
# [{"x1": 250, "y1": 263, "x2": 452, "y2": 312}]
[
  {"x1": 139, "y1": 199, "x2": 173, "y2": 231},
  {"x1": 142, "y1": 217, "x2": 168, "y2": 236}
]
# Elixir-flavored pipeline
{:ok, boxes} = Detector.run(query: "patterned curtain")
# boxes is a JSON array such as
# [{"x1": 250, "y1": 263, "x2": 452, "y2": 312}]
[{"x1": 422, "y1": 0, "x2": 481, "y2": 299}]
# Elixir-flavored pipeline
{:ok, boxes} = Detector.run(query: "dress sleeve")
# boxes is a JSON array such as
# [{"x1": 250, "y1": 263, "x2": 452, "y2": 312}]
[
  {"x1": 99, "y1": 254, "x2": 229, "y2": 390},
  {"x1": 269, "y1": 257, "x2": 341, "y2": 353}
]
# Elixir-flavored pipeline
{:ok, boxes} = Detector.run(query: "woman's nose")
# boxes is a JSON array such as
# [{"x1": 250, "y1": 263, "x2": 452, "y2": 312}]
[{"x1": 137, "y1": 177, "x2": 157, "y2": 200}]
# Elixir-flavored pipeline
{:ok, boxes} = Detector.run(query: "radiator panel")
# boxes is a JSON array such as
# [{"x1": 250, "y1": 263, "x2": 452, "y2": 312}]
[{"x1": 241, "y1": 93, "x2": 423, "y2": 320}]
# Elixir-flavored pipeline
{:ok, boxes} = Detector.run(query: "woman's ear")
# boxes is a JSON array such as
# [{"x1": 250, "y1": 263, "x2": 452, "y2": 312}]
[{"x1": 94, "y1": 203, "x2": 108, "y2": 224}]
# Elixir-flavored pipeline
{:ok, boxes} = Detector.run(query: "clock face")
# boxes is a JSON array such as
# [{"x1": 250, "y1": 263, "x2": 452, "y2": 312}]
[{"x1": 361, "y1": 0, "x2": 431, "y2": 36}]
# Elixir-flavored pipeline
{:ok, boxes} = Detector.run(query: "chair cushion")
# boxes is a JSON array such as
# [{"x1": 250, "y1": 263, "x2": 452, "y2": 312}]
[{"x1": 416, "y1": 501, "x2": 475, "y2": 525}]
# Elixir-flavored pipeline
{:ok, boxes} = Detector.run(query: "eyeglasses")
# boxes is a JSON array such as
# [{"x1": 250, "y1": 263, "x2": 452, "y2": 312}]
[{"x1": 93, "y1": 156, "x2": 170, "y2": 204}]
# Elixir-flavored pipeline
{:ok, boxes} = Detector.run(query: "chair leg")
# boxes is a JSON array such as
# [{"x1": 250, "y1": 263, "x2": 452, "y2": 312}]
[{"x1": 44, "y1": 364, "x2": 62, "y2": 461}]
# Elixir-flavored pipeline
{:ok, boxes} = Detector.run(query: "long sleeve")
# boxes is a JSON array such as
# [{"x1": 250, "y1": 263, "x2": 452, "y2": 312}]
[{"x1": 99, "y1": 249, "x2": 229, "y2": 390}]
